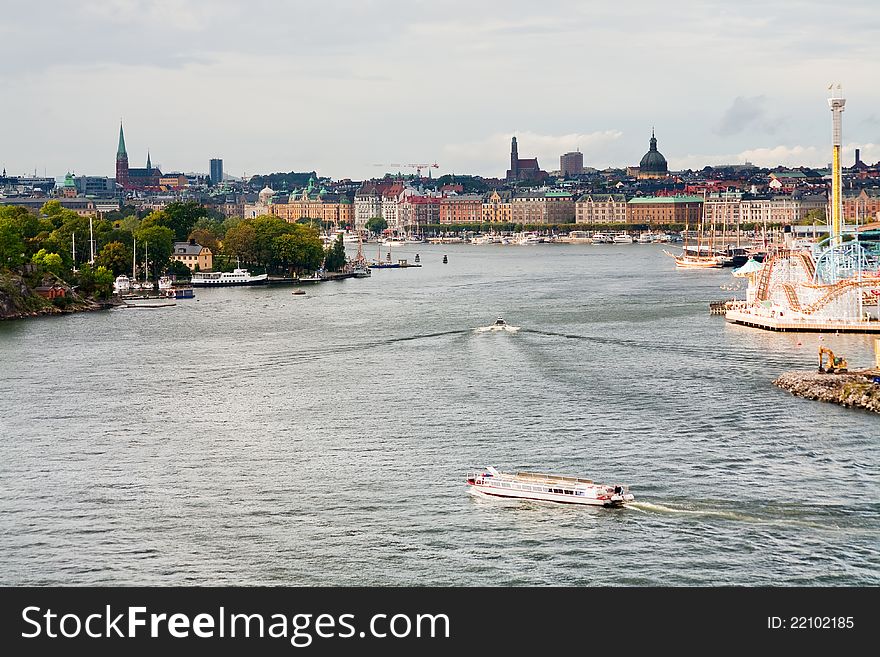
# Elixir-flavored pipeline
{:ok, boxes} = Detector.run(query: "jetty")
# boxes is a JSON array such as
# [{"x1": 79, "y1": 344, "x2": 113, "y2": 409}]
[{"x1": 773, "y1": 371, "x2": 880, "y2": 413}]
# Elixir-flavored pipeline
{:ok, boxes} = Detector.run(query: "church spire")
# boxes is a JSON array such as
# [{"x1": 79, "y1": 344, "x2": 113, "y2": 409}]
[
  {"x1": 146, "y1": 150, "x2": 152, "y2": 170},
  {"x1": 117, "y1": 121, "x2": 127, "y2": 157}
]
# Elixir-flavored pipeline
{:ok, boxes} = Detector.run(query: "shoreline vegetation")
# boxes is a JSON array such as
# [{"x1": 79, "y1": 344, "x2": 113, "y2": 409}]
[
  {"x1": 0, "y1": 269, "x2": 119, "y2": 321},
  {"x1": 773, "y1": 370, "x2": 880, "y2": 414}
]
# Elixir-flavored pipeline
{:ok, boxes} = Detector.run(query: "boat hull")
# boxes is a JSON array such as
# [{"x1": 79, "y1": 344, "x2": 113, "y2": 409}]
[
  {"x1": 190, "y1": 278, "x2": 269, "y2": 287},
  {"x1": 468, "y1": 484, "x2": 627, "y2": 507}
]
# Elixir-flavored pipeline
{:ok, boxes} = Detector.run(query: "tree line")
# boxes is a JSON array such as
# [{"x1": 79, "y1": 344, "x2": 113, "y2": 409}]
[{"x1": 0, "y1": 200, "x2": 350, "y2": 300}]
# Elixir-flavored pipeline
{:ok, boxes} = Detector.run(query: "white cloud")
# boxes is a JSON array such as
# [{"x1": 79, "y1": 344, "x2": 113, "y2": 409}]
[{"x1": 669, "y1": 142, "x2": 880, "y2": 170}]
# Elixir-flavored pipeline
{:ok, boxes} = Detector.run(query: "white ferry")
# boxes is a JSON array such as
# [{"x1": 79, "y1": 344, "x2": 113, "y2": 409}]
[
  {"x1": 466, "y1": 467, "x2": 634, "y2": 507},
  {"x1": 190, "y1": 268, "x2": 269, "y2": 287}
]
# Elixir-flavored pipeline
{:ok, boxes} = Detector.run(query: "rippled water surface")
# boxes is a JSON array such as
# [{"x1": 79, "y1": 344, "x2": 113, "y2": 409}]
[{"x1": 1, "y1": 244, "x2": 878, "y2": 585}]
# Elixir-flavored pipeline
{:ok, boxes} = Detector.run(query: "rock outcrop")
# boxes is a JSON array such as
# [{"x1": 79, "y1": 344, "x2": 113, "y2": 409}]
[
  {"x1": 0, "y1": 269, "x2": 105, "y2": 320},
  {"x1": 773, "y1": 370, "x2": 880, "y2": 414}
]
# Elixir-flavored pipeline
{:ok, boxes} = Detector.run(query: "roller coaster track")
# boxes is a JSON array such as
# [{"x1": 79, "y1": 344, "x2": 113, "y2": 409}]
[
  {"x1": 772, "y1": 278, "x2": 880, "y2": 316},
  {"x1": 756, "y1": 251, "x2": 816, "y2": 301}
]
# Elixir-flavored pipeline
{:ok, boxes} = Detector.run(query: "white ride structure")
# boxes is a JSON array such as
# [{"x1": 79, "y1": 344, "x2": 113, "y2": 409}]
[{"x1": 466, "y1": 467, "x2": 634, "y2": 507}]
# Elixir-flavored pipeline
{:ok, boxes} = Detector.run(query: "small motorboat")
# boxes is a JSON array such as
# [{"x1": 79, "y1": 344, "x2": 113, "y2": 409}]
[
  {"x1": 476, "y1": 317, "x2": 520, "y2": 333},
  {"x1": 292, "y1": 289, "x2": 306, "y2": 295}
]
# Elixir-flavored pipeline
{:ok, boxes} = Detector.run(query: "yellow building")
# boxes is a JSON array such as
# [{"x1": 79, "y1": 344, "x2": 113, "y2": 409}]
[
  {"x1": 482, "y1": 190, "x2": 512, "y2": 223},
  {"x1": 171, "y1": 240, "x2": 213, "y2": 271},
  {"x1": 271, "y1": 177, "x2": 354, "y2": 228}
]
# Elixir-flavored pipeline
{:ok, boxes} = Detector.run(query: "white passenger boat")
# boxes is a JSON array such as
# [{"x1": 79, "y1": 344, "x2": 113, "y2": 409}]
[
  {"x1": 613, "y1": 233, "x2": 634, "y2": 244},
  {"x1": 190, "y1": 268, "x2": 269, "y2": 286},
  {"x1": 466, "y1": 467, "x2": 634, "y2": 507},
  {"x1": 591, "y1": 232, "x2": 613, "y2": 244}
]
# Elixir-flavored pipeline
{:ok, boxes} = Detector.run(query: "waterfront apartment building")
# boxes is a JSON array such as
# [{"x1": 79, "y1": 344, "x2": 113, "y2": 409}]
[
  {"x1": 843, "y1": 188, "x2": 880, "y2": 222},
  {"x1": 626, "y1": 196, "x2": 703, "y2": 225},
  {"x1": 575, "y1": 194, "x2": 627, "y2": 224},
  {"x1": 398, "y1": 195, "x2": 440, "y2": 230},
  {"x1": 171, "y1": 239, "x2": 213, "y2": 271},
  {"x1": 439, "y1": 194, "x2": 483, "y2": 224},
  {"x1": 482, "y1": 190, "x2": 512, "y2": 223},
  {"x1": 272, "y1": 188, "x2": 354, "y2": 228},
  {"x1": 704, "y1": 192, "x2": 828, "y2": 228},
  {"x1": 354, "y1": 182, "x2": 383, "y2": 231},
  {"x1": 509, "y1": 191, "x2": 576, "y2": 225}
]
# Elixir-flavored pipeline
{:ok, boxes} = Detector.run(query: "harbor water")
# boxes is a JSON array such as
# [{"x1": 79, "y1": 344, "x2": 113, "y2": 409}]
[{"x1": 1, "y1": 244, "x2": 877, "y2": 585}]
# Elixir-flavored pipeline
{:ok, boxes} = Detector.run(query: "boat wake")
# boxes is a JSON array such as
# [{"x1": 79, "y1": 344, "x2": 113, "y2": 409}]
[
  {"x1": 626, "y1": 501, "x2": 829, "y2": 528},
  {"x1": 474, "y1": 325, "x2": 520, "y2": 333}
]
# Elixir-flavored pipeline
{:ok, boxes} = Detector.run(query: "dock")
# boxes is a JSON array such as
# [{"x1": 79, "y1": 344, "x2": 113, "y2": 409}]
[{"x1": 725, "y1": 309, "x2": 880, "y2": 333}]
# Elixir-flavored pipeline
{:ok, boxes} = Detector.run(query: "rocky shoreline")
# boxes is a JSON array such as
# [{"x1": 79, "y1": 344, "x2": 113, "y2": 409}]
[
  {"x1": 773, "y1": 370, "x2": 880, "y2": 414},
  {"x1": 0, "y1": 270, "x2": 118, "y2": 321}
]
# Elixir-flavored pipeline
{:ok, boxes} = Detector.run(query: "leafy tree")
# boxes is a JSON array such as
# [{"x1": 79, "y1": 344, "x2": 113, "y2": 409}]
[
  {"x1": 365, "y1": 216, "x2": 387, "y2": 236},
  {"x1": 95, "y1": 241, "x2": 132, "y2": 276},
  {"x1": 323, "y1": 233, "x2": 347, "y2": 271},
  {"x1": 167, "y1": 260, "x2": 192, "y2": 278},
  {"x1": 93, "y1": 266, "x2": 115, "y2": 300},
  {"x1": 42, "y1": 253, "x2": 64, "y2": 276},
  {"x1": 222, "y1": 221, "x2": 257, "y2": 264},
  {"x1": 163, "y1": 201, "x2": 208, "y2": 241},
  {"x1": 134, "y1": 225, "x2": 175, "y2": 280},
  {"x1": 0, "y1": 215, "x2": 25, "y2": 268},
  {"x1": 188, "y1": 227, "x2": 220, "y2": 256},
  {"x1": 251, "y1": 215, "x2": 293, "y2": 268},
  {"x1": 274, "y1": 228, "x2": 323, "y2": 276},
  {"x1": 798, "y1": 208, "x2": 826, "y2": 226}
]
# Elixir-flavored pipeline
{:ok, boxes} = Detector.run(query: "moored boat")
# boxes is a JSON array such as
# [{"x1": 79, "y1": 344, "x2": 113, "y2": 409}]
[
  {"x1": 466, "y1": 467, "x2": 634, "y2": 507},
  {"x1": 190, "y1": 268, "x2": 269, "y2": 286}
]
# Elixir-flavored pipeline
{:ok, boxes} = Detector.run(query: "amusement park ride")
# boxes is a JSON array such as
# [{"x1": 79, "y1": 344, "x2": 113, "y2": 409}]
[{"x1": 724, "y1": 85, "x2": 880, "y2": 333}]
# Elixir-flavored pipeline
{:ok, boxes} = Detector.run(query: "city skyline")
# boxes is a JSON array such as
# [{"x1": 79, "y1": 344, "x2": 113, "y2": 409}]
[{"x1": 1, "y1": 0, "x2": 879, "y2": 179}]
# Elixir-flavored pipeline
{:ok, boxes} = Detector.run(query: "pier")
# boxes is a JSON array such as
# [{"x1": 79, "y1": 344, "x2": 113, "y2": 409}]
[{"x1": 725, "y1": 309, "x2": 880, "y2": 333}]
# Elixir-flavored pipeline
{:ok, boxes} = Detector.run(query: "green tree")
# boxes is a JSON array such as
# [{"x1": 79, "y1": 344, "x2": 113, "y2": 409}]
[
  {"x1": 188, "y1": 227, "x2": 220, "y2": 256},
  {"x1": 274, "y1": 226, "x2": 324, "y2": 276},
  {"x1": 365, "y1": 216, "x2": 387, "y2": 236},
  {"x1": 163, "y1": 201, "x2": 208, "y2": 241},
  {"x1": 798, "y1": 208, "x2": 826, "y2": 226},
  {"x1": 222, "y1": 221, "x2": 258, "y2": 264},
  {"x1": 95, "y1": 241, "x2": 132, "y2": 276},
  {"x1": 251, "y1": 215, "x2": 293, "y2": 269},
  {"x1": 0, "y1": 215, "x2": 25, "y2": 268},
  {"x1": 93, "y1": 265, "x2": 115, "y2": 300},
  {"x1": 323, "y1": 233, "x2": 347, "y2": 272},
  {"x1": 42, "y1": 253, "x2": 64, "y2": 276},
  {"x1": 134, "y1": 225, "x2": 175, "y2": 281}
]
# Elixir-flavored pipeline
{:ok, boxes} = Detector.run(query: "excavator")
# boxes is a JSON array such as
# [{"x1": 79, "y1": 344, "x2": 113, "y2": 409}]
[{"x1": 818, "y1": 347, "x2": 848, "y2": 374}]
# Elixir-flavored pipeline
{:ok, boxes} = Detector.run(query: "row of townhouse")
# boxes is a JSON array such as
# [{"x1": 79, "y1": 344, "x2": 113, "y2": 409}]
[{"x1": 577, "y1": 193, "x2": 829, "y2": 226}]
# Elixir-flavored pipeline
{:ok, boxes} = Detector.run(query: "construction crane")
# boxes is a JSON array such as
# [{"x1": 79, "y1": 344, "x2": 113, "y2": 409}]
[{"x1": 372, "y1": 162, "x2": 439, "y2": 177}]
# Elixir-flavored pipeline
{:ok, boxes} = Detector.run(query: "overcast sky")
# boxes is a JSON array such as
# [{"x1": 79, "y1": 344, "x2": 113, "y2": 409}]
[{"x1": 2, "y1": 0, "x2": 879, "y2": 180}]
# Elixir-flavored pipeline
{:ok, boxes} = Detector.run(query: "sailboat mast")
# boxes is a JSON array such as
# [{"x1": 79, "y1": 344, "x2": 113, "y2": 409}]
[
  {"x1": 132, "y1": 234, "x2": 136, "y2": 279},
  {"x1": 89, "y1": 216, "x2": 95, "y2": 264}
]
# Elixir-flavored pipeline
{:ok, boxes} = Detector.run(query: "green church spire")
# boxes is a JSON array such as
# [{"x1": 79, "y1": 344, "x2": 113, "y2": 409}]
[{"x1": 117, "y1": 122, "x2": 127, "y2": 157}]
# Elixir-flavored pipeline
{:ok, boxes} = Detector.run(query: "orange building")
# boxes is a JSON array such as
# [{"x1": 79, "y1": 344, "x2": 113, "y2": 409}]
[{"x1": 439, "y1": 195, "x2": 483, "y2": 224}]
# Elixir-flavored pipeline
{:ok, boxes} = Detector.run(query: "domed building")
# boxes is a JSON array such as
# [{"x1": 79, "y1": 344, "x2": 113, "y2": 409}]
[{"x1": 637, "y1": 129, "x2": 668, "y2": 179}]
